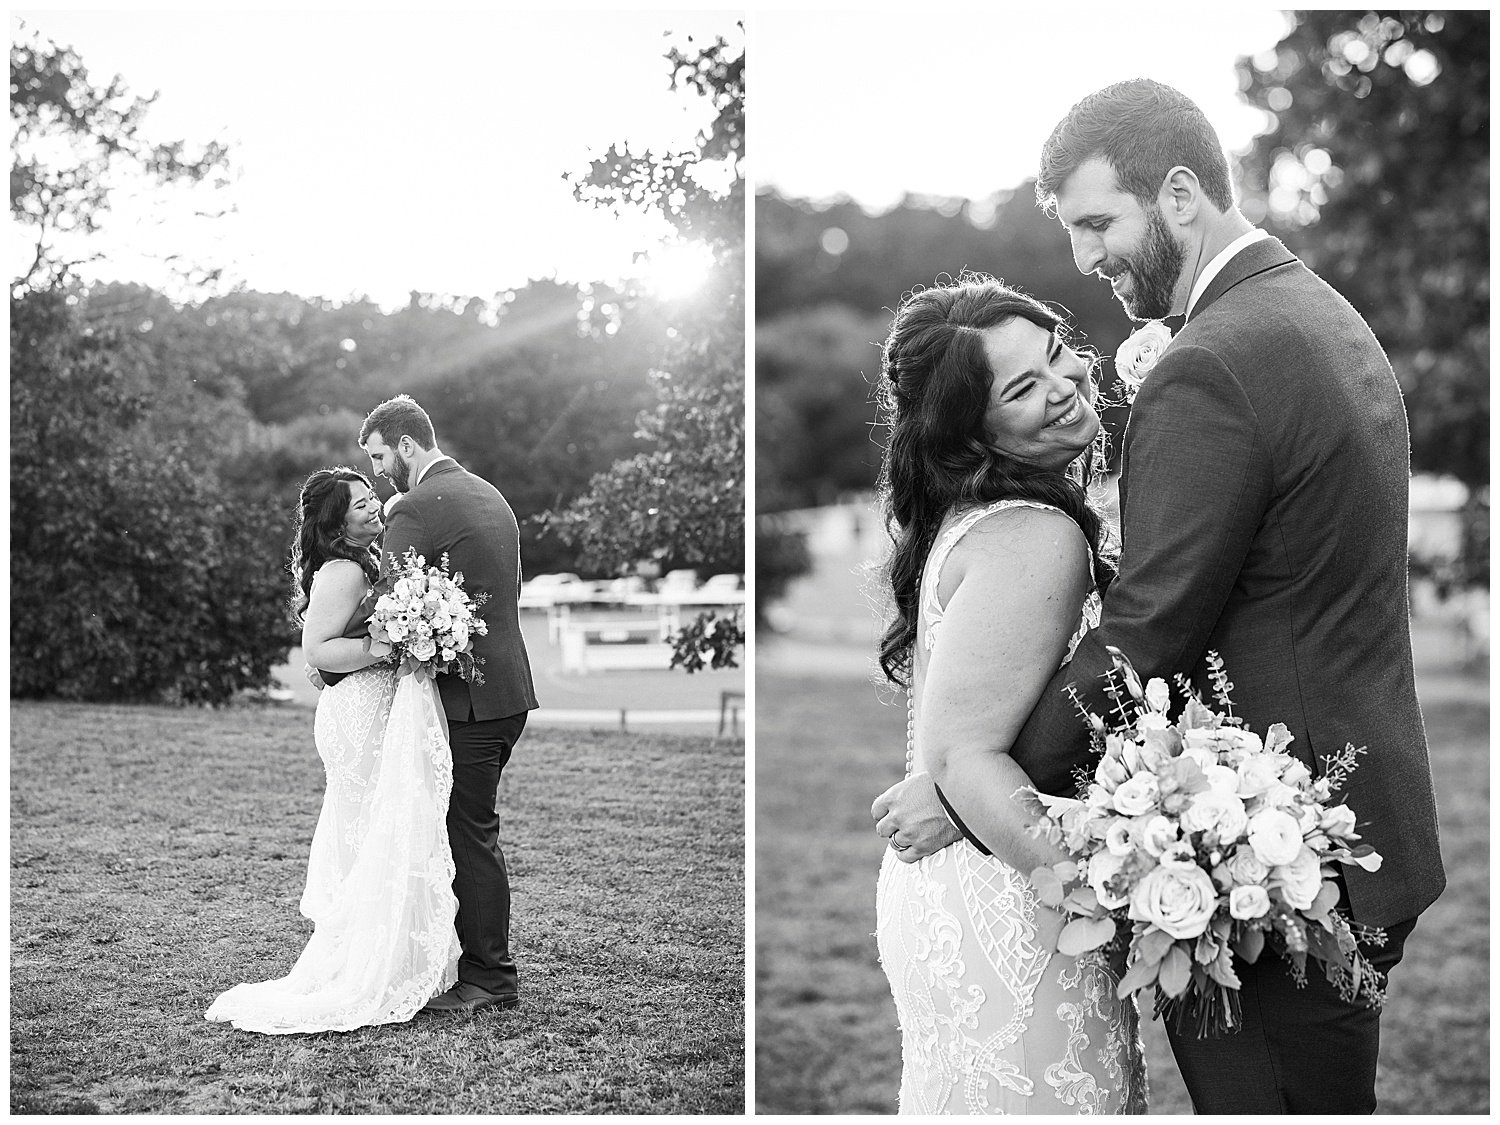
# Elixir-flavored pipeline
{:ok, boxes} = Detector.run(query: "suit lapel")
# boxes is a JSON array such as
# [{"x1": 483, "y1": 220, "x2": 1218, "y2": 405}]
[
  {"x1": 417, "y1": 457, "x2": 461, "y2": 487},
  {"x1": 1187, "y1": 237, "x2": 1298, "y2": 324}
]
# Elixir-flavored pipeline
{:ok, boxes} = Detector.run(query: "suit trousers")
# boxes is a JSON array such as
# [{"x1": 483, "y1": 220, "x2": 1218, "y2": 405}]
[
  {"x1": 1166, "y1": 912, "x2": 1419, "y2": 1113},
  {"x1": 446, "y1": 709, "x2": 527, "y2": 997}
]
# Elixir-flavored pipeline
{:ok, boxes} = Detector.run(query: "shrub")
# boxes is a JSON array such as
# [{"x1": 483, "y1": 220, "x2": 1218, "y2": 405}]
[{"x1": 11, "y1": 289, "x2": 292, "y2": 704}]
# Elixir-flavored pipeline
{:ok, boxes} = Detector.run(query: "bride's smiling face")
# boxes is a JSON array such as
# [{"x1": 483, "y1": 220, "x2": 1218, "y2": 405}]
[
  {"x1": 980, "y1": 318, "x2": 1100, "y2": 469},
  {"x1": 341, "y1": 481, "x2": 383, "y2": 547}
]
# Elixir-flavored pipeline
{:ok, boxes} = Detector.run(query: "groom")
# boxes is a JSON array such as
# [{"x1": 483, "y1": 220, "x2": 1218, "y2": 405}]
[
  {"x1": 360, "y1": 393, "x2": 539, "y2": 1014},
  {"x1": 876, "y1": 79, "x2": 1445, "y2": 1112}
]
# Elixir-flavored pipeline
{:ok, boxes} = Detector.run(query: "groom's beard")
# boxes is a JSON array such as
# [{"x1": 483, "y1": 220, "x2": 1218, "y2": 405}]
[
  {"x1": 388, "y1": 451, "x2": 413, "y2": 493},
  {"x1": 1105, "y1": 205, "x2": 1185, "y2": 321}
]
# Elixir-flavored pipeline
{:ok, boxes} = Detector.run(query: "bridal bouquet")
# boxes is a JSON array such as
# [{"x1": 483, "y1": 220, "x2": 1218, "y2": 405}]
[
  {"x1": 1022, "y1": 647, "x2": 1386, "y2": 1038},
  {"x1": 369, "y1": 548, "x2": 489, "y2": 685}
]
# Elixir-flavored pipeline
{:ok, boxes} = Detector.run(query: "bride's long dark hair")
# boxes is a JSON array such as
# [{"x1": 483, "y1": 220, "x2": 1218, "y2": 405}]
[
  {"x1": 289, "y1": 467, "x2": 381, "y2": 623},
  {"x1": 876, "y1": 275, "x2": 1116, "y2": 688}
]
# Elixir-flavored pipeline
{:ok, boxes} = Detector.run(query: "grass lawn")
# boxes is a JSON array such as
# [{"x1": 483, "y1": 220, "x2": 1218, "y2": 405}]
[
  {"x1": 753, "y1": 627, "x2": 1488, "y2": 1114},
  {"x1": 11, "y1": 701, "x2": 744, "y2": 1114}
]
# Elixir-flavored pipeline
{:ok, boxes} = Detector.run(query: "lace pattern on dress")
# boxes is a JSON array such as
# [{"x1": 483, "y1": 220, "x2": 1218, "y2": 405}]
[{"x1": 876, "y1": 499, "x2": 1145, "y2": 1114}]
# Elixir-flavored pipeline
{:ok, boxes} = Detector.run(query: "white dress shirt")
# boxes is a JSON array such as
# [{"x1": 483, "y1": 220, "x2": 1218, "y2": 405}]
[
  {"x1": 413, "y1": 450, "x2": 447, "y2": 488},
  {"x1": 1186, "y1": 228, "x2": 1272, "y2": 317}
]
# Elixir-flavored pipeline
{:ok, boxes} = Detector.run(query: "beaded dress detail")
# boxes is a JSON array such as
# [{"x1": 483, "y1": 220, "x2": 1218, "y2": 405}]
[{"x1": 874, "y1": 500, "x2": 1146, "y2": 1114}]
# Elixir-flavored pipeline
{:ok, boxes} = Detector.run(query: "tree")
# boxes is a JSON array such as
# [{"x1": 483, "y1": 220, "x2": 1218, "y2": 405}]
[
  {"x1": 11, "y1": 289, "x2": 290, "y2": 703},
  {"x1": 1236, "y1": 11, "x2": 1488, "y2": 496},
  {"x1": 541, "y1": 30, "x2": 746, "y2": 668},
  {"x1": 10, "y1": 25, "x2": 231, "y2": 297}
]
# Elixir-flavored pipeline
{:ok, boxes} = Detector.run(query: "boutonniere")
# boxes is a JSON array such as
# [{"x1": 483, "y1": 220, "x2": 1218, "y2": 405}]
[{"x1": 1114, "y1": 320, "x2": 1173, "y2": 402}]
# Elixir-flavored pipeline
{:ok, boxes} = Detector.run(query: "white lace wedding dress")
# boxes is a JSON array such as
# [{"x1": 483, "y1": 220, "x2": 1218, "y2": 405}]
[
  {"x1": 206, "y1": 586, "x2": 461, "y2": 1034},
  {"x1": 875, "y1": 499, "x2": 1148, "y2": 1114}
]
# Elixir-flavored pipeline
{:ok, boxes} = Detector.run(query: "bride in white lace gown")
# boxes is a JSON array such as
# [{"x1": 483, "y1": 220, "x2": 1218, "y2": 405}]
[
  {"x1": 869, "y1": 277, "x2": 1147, "y2": 1113},
  {"x1": 206, "y1": 469, "x2": 459, "y2": 1034}
]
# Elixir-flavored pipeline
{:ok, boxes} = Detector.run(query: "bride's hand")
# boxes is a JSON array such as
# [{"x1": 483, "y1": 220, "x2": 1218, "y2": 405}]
[
  {"x1": 872, "y1": 771, "x2": 963, "y2": 862},
  {"x1": 368, "y1": 639, "x2": 394, "y2": 661}
]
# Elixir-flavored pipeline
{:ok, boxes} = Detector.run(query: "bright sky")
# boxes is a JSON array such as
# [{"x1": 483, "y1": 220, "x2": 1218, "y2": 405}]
[
  {"x1": 12, "y1": 7, "x2": 741, "y2": 309},
  {"x1": 755, "y1": 7, "x2": 1295, "y2": 209}
]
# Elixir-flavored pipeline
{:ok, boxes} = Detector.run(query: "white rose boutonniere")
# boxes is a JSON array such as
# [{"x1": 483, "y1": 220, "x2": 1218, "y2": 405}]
[{"x1": 1115, "y1": 319, "x2": 1173, "y2": 399}]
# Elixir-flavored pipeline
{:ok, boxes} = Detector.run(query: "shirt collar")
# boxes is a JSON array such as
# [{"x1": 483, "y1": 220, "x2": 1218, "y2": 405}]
[
  {"x1": 1186, "y1": 228, "x2": 1272, "y2": 317},
  {"x1": 414, "y1": 451, "x2": 446, "y2": 487}
]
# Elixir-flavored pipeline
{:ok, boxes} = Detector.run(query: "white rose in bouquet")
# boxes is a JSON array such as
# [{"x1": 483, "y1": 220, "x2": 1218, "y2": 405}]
[
  {"x1": 1318, "y1": 803, "x2": 1358, "y2": 837},
  {"x1": 1229, "y1": 884, "x2": 1271, "y2": 920},
  {"x1": 1180, "y1": 790, "x2": 1250, "y2": 843},
  {"x1": 1273, "y1": 845, "x2": 1325, "y2": 910},
  {"x1": 1138, "y1": 814, "x2": 1178, "y2": 856},
  {"x1": 1236, "y1": 755, "x2": 1282, "y2": 798},
  {"x1": 1113, "y1": 772, "x2": 1160, "y2": 816},
  {"x1": 1128, "y1": 864, "x2": 1218, "y2": 940},
  {"x1": 1246, "y1": 808, "x2": 1304, "y2": 866},
  {"x1": 1223, "y1": 846, "x2": 1269, "y2": 887},
  {"x1": 1222, "y1": 727, "x2": 1264, "y2": 756},
  {"x1": 1294, "y1": 798, "x2": 1322, "y2": 832},
  {"x1": 1201, "y1": 763, "x2": 1241, "y2": 798},
  {"x1": 1086, "y1": 851, "x2": 1132, "y2": 909},
  {"x1": 1144, "y1": 677, "x2": 1172, "y2": 713},
  {"x1": 409, "y1": 635, "x2": 438, "y2": 662},
  {"x1": 1282, "y1": 758, "x2": 1313, "y2": 787}
]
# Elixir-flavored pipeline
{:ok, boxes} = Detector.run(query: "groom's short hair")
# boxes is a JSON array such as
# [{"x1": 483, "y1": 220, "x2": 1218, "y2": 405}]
[
  {"x1": 360, "y1": 394, "x2": 436, "y2": 450},
  {"x1": 1035, "y1": 79, "x2": 1234, "y2": 214}
]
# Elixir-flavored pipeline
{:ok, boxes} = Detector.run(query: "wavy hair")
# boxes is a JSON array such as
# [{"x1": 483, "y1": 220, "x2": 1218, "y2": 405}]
[
  {"x1": 1035, "y1": 78, "x2": 1234, "y2": 213},
  {"x1": 875, "y1": 274, "x2": 1116, "y2": 688},
  {"x1": 360, "y1": 393, "x2": 435, "y2": 450},
  {"x1": 288, "y1": 467, "x2": 380, "y2": 623}
]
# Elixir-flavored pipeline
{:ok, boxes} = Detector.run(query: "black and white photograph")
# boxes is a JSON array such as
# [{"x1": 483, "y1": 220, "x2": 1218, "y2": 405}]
[
  {"x1": 754, "y1": 8, "x2": 1486, "y2": 1115},
  {"x1": 11, "y1": 7, "x2": 744, "y2": 1114}
]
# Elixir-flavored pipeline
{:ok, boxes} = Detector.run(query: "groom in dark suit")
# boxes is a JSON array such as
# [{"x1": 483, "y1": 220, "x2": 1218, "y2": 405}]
[
  {"x1": 878, "y1": 80, "x2": 1444, "y2": 1111},
  {"x1": 360, "y1": 394, "x2": 539, "y2": 1013}
]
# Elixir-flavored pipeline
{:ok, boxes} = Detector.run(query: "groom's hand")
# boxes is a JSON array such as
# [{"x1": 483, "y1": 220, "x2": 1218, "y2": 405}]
[{"x1": 871, "y1": 771, "x2": 961, "y2": 863}]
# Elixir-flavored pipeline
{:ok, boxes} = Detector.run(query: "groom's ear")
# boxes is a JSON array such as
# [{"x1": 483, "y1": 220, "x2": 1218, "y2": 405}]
[{"x1": 1157, "y1": 165, "x2": 1202, "y2": 226}]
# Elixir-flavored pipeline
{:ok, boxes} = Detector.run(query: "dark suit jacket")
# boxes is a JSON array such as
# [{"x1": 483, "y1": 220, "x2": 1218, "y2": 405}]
[
  {"x1": 1008, "y1": 237, "x2": 1445, "y2": 928},
  {"x1": 379, "y1": 458, "x2": 538, "y2": 723}
]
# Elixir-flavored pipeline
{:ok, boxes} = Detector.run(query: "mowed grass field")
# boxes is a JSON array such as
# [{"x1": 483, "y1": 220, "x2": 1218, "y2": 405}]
[
  {"x1": 12, "y1": 701, "x2": 744, "y2": 1114},
  {"x1": 754, "y1": 626, "x2": 1488, "y2": 1114}
]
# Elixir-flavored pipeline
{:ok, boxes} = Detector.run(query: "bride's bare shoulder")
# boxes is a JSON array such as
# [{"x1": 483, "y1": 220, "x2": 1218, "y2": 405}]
[
  {"x1": 308, "y1": 559, "x2": 369, "y2": 605},
  {"x1": 953, "y1": 503, "x2": 1089, "y2": 567}
]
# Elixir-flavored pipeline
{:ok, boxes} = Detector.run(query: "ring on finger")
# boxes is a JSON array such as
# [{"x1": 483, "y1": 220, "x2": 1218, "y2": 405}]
[{"x1": 890, "y1": 839, "x2": 910, "y2": 852}]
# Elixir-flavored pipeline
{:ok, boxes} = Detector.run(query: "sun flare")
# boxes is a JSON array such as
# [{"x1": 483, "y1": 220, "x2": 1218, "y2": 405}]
[{"x1": 641, "y1": 240, "x2": 716, "y2": 301}]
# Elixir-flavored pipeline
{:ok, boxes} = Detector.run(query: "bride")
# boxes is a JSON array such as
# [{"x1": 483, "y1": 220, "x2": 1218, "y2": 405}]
[
  {"x1": 206, "y1": 467, "x2": 460, "y2": 1034},
  {"x1": 870, "y1": 276, "x2": 1147, "y2": 1113}
]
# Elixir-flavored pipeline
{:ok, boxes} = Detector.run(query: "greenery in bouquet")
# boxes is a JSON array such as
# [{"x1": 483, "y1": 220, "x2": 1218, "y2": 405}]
[
  {"x1": 1021, "y1": 647, "x2": 1387, "y2": 1038},
  {"x1": 369, "y1": 549, "x2": 489, "y2": 685}
]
